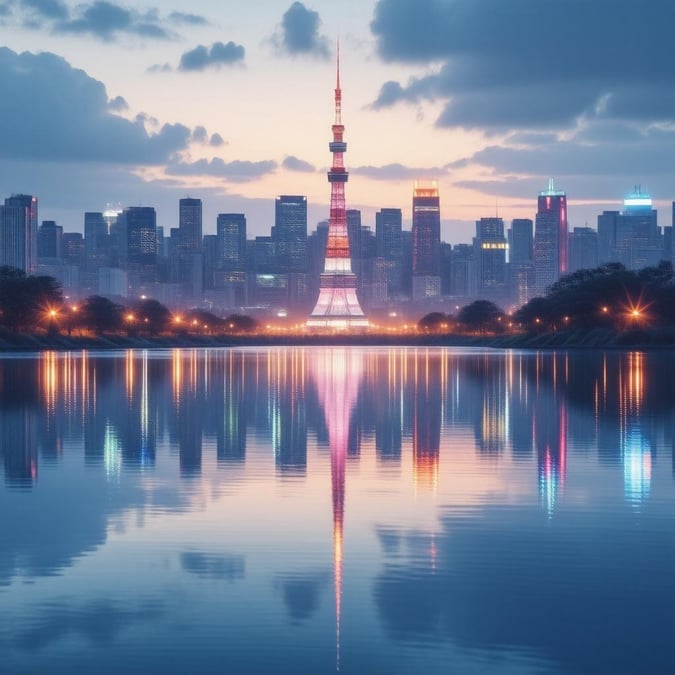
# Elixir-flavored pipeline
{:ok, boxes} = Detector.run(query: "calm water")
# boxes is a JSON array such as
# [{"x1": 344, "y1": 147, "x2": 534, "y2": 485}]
[{"x1": 0, "y1": 347, "x2": 673, "y2": 675}]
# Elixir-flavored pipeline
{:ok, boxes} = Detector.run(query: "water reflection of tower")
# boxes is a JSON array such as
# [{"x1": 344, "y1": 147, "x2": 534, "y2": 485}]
[
  {"x1": 217, "y1": 351, "x2": 247, "y2": 463},
  {"x1": 172, "y1": 350, "x2": 204, "y2": 477},
  {"x1": 375, "y1": 349, "x2": 402, "y2": 462},
  {"x1": 310, "y1": 348, "x2": 364, "y2": 671},
  {"x1": 412, "y1": 350, "x2": 441, "y2": 489}
]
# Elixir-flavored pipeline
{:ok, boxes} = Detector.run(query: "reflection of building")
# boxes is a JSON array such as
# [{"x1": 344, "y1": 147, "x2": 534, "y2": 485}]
[
  {"x1": 274, "y1": 352, "x2": 307, "y2": 475},
  {"x1": 0, "y1": 408, "x2": 38, "y2": 487},
  {"x1": 310, "y1": 348, "x2": 363, "y2": 671},
  {"x1": 412, "y1": 351, "x2": 441, "y2": 489},
  {"x1": 307, "y1": 51, "x2": 367, "y2": 329},
  {"x1": 535, "y1": 393, "x2": 567, "y2": 516}
]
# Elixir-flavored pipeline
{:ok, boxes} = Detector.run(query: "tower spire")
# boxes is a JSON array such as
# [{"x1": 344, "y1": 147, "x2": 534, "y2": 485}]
[
  {"x1": 334, "y1": 39, "x2": 342, "y2": 126},
  {"x1": 307, "y1": 40, "x2": 368, "y2": 330}
]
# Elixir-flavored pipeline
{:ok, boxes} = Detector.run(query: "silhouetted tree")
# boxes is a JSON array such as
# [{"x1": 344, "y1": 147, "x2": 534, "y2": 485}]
[
  {"x1": 136, "y1": 298, "x2": 171, "y2": 335},
  {"x1": 458, "y1": 300, "x2": 503, "y2": 333},
  {"x1": 81, "y1": 295, "x2": 124, "y2": 334},
  {"x1": 0, "y1": 266, "x2": 63, "y2": 331},
  {"x1": 417, "y1": 312, "x2": 450, "y2": 331}
]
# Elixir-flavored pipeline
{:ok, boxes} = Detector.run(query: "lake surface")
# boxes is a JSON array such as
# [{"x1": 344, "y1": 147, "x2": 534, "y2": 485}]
[{"x1": 0, "y1": 347, "x2": 673, "y2": 674}]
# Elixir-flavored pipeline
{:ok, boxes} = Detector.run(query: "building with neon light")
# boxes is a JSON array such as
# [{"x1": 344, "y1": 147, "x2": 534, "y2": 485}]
[
  {"x1": 534, "y1": 179, "x2": 567, "y2": 294},
  {"x1": 307, "y1": 48, "x2": 368, "y2": 330},
  {"x1": 412, "y1": 180, "x2": 441, "y2": 300}
]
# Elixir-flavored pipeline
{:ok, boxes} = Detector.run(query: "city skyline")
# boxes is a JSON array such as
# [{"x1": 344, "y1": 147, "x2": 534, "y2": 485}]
[{"x1": 2, "y1": 0, "x2": 675, "y2": 243}]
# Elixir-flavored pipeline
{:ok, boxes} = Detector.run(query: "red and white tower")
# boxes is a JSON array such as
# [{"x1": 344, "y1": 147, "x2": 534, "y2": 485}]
[{"x1": 307, "y1": 46, "x2": 368, "y2": 330}]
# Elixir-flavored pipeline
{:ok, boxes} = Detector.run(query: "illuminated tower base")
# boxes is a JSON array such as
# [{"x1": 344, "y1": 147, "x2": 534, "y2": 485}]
[{"x1": 307, "y1": 46, "x2": 368, "y2": 331}]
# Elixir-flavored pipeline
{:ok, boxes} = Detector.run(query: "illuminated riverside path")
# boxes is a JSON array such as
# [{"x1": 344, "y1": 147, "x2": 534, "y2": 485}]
[{"x1": 0, "y1": 347, "x2": 673, "y2": 674}]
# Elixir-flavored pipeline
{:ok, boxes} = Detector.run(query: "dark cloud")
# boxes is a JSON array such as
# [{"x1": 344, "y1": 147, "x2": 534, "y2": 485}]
[
  {"x1": 166, "y1": 158, "x2": 277, "y2": 182},
  {"x1": 21, "y1": 0, "x2": 68, "y2": 19},
  {"x1": 273, "y1": 1, "x2": 329, "y2": 59},
  {"x1": 55, "y1": 1, "x2": 172, "y2": 40},
  {"x1": 370, "y1": 0, "x2": 675, "y2": 130},
  {"x1": 168, "y1": 11, "x2": 208, "y2": 26},
  {"x1": 0, "y1": 47, "x2": 190, "y2": 163},
  {"x1": 192, "y1": 126, "x2": 208, "y2": 143},
  {"x1": 282, "y1": 155, "x2": 315, "y2": 173},
  {"x1": 209, "y1": 133, "x2": 225, "y2": 147},
  {"x1": 178, "y1": 41, "x2": 245, "y2": 71},
  {"x1": 0, "y1": 2, "x2": 12, "y2": 17},
  {"x1": 108, "y1": 95, "x2": 128, "y2": 112},
  {"x1": 352, "y1": 162, "x2": 444, "y2": 181}
]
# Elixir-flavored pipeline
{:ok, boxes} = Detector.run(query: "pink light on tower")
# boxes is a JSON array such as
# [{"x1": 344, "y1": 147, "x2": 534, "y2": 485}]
[{"x1": 307, "y1": 43, "x2": 368, "y2": 330}]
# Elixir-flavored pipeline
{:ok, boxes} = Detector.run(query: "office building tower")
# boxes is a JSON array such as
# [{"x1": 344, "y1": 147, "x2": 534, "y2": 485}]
[
  {"x1": 376, "y1": 207, "x2": 403, "y2": 296},
  {"x1": 0, "y1": 194, "x2": 38, "y2": 273},
  {"x1": 412, "y1": 180, "x2": 441, "y2": 300},
  {"x1": 217, "y1": 214, "x2": 247, "y2": 271},
  {"x1": 274, "y1": 195, "x2": 307, "y2": 273},
  {"x1": 509, "y1": 218, "x2": 534, "y2": 305},
  {"x1": 125, "y1": 206, "x2": 157, "y2": 285},
  {"x1": 534, "y1": 179, "x2": 568, "y2": 293},
  {"x1": 568, "y1": 227, "x2": 599, "y2": 273},
  {"x1": 37, "y1": 221, "x2": 63, "y2": 261},
  {"x1": 84, "y1": 212, "x2": 109, "y2": 273},
  {"x1": 474, "y1": 217, "x2": 507, "y2": 299},
  {"x1": 62, "y1": 232, "x2": 84, "y2": 269},
  {"x1": 451, "y1": 243, "x2": 473, "y2": 298},
  {"x1": 307, "y1": 49, "x2": 367, "y2": 329},
  {"x1": 179, "y1": 198, "x2": 202, "y2": 254},
  {"x1": 598, "y1": 190, "x2": 660, "y2": 269}
]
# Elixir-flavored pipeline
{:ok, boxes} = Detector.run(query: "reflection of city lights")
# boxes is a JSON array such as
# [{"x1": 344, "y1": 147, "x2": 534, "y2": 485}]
[{"x1": 622, "y1": 425, "x2": 651, "y2": 506}]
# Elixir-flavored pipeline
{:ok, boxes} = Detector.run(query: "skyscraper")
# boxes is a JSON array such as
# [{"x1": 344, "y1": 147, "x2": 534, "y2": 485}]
[
  {"x1": 274, "y1": 195, "x2": 307, "y2": 273},
  {"x1": 216, "y1": 213, "x2": 247, "y2": 271},
  {"x1": 84, "y1": 212, "x2": 109, "y2": 273},
  {"x1": 307, "y1": 47, "x2": 367, "y2": 329},
  {"x1": 124, "y1": 206, "x2": 157, "y2": 285},
  {"x1": 569, "y1": 227, "x2": 599, "y2": 273},
  {"x1": 534, "y1": 179, "x2": 567, "y2": 294},
  {"x1": 0, "y1": 194, "x2": 38, "y2": 273},
  {"x1": 509, "y1": 218, "x2": 534, "y2": 305},
  {"x1": 178, "y1": 198, "x2": 202, "y2": 254},
  {"x1": 474, "y1": 217, "x2": 507, "y2": 299},
  {"x1": 412, "y1": 180, "x2": 441, "y2": 300},
  {"x1": 376, "y1": 207, "x2": 403, "y2": 296}
]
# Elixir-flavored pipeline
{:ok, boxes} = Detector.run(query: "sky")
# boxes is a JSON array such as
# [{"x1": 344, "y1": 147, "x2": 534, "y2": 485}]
[{"x1": 1, "y1": 0, "x2": 675, "y2": 244}]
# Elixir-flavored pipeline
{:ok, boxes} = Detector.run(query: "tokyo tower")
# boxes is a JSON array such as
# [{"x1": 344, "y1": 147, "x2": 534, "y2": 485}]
[{"x1": 307, "y1": 45, "x2": 368, "y2": 330}]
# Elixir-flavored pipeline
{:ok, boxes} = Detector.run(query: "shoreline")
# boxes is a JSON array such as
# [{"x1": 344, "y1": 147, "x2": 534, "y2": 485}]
[{"x1": 1, "y1": 327, "x2": 674, "y2": 352}]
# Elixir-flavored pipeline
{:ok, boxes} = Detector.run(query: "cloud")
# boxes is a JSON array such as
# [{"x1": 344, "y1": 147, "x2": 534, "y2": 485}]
[
  {"x1": 370, "y1": 0, "x2": 675, "y2": 130},
  {"x1": 209, "y1": 133, "x2": 225, "y2": 148},
  {"x1": 0, "y1": 47, "x2": 191, "y2": 163},
  {"x1": 272, "y1": 1, "x2": 329, "y2": 59},
  {"x1": 166, "y1": 158, "x2": 277, "y2": 182},
  {"x1": 108, "y1": 95, "x2": 128, "y2": 112},
  {"x1": 352, "y1": 162, "x2": 445, "y2": 181},
  {"x1": 55, "y1": 1, "x2": 173, "y2": 40},
  {"x1": 282, "y1": 155, "x2": 315, "y2": 173},
  {"x1": 146, "y1": 62, "x2": 171, "y2": 74},
  {"x1": 178, "y1": 41, "x2": 245, "y2": 71},
  {"x1": 168, "y1": 11, "x2": 208, "y2": 26},
  {"x1": 21, "y1": 0, "x2": 68, "y2": 20}
]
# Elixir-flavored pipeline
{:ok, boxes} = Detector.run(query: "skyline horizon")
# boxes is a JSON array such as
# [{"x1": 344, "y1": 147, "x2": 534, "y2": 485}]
[{"x1": 2, "y1": 1, "x2": 675, "y2": 245}]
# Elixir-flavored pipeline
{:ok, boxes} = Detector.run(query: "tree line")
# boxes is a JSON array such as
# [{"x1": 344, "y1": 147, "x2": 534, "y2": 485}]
[{"x1": 0, "y1": 266, "x2": 259, "y2": 336}]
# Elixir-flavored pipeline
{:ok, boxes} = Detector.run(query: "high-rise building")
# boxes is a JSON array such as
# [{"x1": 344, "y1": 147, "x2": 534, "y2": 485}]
[
  {"x1": 307, "y1": 48, "x2": 367, "y2": 329},
  {"x1": 376, "y1": 207, "x2": 403, "y2": 296},
  {"x1": 84, "y1": 212, "x2": 109, "y2": 273},
  {"x1": 569, "y1": 227, "x2": 599, "y2": 273},
  {"x1": 274, "y1": 196, "x2": 307, "y2": 273},
  {"x1": 509, "y1": 218, "x2": 534, "y2": 305},
  {"x1": 534, "y1": 179, "x2": 567, "y2": 294},
  {"x1": 474, "y1": 217, "x2": 507, "y2": 300},
  {"x1": 412, "y1": 180, "x2": 441, "y2": 300},
  {"x1": 597, "y1": 190, "x2": 661, "y2": 269},
  {"x1": 216, "y1": 214, "x2": 247, "y2": 271},
  {"x1": 37, "y1": 221, "x2": 63, "y2": 261},
  {"x1": 124, "y1": 206, "x2": 157, "y2": 285},
  {"x1": 0, "y1": 194, "x2": 38, "y2": 273},
  {"x1": 178, "y1": 198, "x2": 202, "y2": 254}
]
